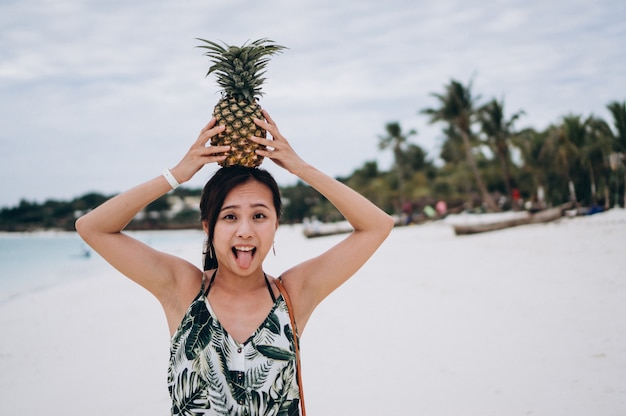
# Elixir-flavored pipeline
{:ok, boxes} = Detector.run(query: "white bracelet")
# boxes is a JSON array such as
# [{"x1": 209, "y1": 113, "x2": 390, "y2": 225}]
[{"x1": 162, "y1": 168, "x2": 180, "y2": 189}]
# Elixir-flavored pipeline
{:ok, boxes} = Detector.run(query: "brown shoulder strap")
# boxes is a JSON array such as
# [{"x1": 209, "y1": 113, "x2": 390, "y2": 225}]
[{"x1": 274, "y1": 277, "x2": 306, "y2": 416}]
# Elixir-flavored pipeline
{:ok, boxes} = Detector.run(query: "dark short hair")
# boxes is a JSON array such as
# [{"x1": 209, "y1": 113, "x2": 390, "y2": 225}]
[{"x1": 200, "y1": 166, "x2": 282, "y2": 270}]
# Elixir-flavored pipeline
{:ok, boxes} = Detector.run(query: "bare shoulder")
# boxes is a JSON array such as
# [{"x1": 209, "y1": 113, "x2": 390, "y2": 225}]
[
  {"x1": 274, "y1": 265, "x2": 317, "y2": 332},
  {"x1": 161, "y1": 261, "x2": 205, "y2": 334}
]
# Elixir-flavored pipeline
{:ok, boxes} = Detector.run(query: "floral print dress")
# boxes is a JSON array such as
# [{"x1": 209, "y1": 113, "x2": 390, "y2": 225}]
[{"x1": 167, "y1": 271, "x2": 301, "y2": 416}]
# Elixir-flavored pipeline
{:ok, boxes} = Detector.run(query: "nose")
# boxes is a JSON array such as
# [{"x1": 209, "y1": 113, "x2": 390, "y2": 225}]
[{"x1": 236, "y1": 218, "x2": 254, "y2": 238}]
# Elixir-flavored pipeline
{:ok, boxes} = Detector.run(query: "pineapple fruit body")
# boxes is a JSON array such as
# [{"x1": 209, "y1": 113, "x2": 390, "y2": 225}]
[
  {"x1": 197, "y1": 38, "x2": 286, "y2": 168},
  {"x1": 213, "y1": 97, "x2": 265, "y2": 167}
]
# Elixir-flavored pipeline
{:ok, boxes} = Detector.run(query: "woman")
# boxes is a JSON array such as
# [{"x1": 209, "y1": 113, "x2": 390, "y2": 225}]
[{"x1": 76, "y1": 110, "x2": 394, "y2": 415}]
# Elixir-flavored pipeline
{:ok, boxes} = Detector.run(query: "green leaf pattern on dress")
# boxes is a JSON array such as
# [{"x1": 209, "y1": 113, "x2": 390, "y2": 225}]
[{"x1": 168, "y1": 291, "x2": 301, "y2": 416}]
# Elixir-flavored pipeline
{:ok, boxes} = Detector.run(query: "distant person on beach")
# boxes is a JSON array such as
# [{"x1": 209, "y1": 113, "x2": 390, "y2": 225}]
[{"x1": 75, "y1": 110, "x2": 394, "y2": 415}]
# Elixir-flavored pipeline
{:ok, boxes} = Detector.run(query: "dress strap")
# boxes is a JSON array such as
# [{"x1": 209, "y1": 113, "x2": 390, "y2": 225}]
[
  {"x1": 203, "y1": 270, "x2": 274, "y2": 302},
  {"x1": 203, "y1": 269, "x2": 218, "y2": 297},
  {"x1": 264, "y1": 273, "x2": 276, "y2": 303}
]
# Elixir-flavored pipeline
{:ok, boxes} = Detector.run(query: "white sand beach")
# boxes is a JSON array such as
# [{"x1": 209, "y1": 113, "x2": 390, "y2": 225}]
[{"x1": 1, "y1": 209, "x2": 625, "y2": 415}]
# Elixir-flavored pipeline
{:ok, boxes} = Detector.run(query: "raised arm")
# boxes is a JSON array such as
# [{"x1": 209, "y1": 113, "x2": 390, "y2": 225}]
[
  {"x1": 252, "y1": 111, "x2": 395, "y2": 329},
  {"x1": 75, "y1": 119, "x2": 228, "y2": 306}
]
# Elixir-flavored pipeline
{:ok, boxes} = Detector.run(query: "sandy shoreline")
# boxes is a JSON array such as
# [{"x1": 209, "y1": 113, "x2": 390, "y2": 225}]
[{"x1": 1, "y1": 210, "x2": 625, "y2": 415}]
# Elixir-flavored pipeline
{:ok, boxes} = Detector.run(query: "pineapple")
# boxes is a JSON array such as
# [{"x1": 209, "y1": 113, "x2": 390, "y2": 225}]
[{"x1": 197, "y1": 38, "x2": 287, "y2": 167}]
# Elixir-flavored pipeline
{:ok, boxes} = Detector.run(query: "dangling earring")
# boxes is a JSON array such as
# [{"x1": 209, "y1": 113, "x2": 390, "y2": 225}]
[
  {"x1": 202, "y1": 238, "x2": 210, "y2": 256},
  {"x1": 204, "y1": 239, "x2": 214, "y2": 259},
  {"x1": 272, "y1": 241, "x2": 276, "y2": 256},
  {"x1": 203, "y1": 238, "x2": 216, "y2": 262},
  {"x1": 203, "y1": 238, "x2": 218, "y2": 271}
]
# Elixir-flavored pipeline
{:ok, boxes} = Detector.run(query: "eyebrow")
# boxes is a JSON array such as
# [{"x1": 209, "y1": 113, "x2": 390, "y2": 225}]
[{"x1": 220, "y1": 202, "x2": 272, "y2": 212}]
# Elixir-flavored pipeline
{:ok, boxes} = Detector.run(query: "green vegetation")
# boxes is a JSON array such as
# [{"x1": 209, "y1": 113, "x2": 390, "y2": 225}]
[
  {"x1": 0, "y1": 193, "x2": 110, "y2": 232},
  {"x1": 1, "y1": 79, "x2": 624, "y2": 231}
]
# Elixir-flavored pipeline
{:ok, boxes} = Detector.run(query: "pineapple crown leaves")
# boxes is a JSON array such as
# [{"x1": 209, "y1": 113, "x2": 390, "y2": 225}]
[{"x1": 196, "y1": 38, "x2": 287, "y2": 103}]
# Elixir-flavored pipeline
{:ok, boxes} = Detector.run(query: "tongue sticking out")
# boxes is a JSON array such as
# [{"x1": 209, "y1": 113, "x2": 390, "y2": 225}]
[{"x1": 234, "y1": 249, "x2": 254, "y2": 269}]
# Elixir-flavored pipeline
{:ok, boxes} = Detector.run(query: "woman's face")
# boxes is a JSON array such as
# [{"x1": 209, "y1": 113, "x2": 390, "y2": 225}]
[{"x1": 208, "y1": 180, "x2": 279, "y2": 275}]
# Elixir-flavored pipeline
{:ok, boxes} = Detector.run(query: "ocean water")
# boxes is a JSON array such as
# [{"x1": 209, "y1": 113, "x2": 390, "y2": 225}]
[{"x1": 0, "y1": 230, "x2": 205, "y2": 305}]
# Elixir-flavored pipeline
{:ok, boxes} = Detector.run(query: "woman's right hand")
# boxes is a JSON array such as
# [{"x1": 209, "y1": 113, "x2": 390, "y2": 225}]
[{"x1": 170, "y1": 118, "x2": 229, "y2": 184}]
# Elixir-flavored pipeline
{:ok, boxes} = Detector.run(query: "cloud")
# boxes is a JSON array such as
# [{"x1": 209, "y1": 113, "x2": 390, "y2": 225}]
[{"x1": 0, "y1": 0, "x2": 624, "y2": 207}]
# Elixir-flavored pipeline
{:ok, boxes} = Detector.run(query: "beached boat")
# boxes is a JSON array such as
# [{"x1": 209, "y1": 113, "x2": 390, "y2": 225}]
[
  {"x1": 302, "y1": 215, "x2": 406, "y2": 238},
  {"x1": 451, "y1": 204, "x2": 571, "y2": 236},
  {"x1": 302, "y1": 220, "x2": 353, "y2": 238}
]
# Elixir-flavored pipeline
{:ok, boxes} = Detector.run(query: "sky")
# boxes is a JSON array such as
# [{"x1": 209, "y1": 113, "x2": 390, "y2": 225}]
[{"x1": 1, "y1": 0, "x2": 624, "y2": 208}]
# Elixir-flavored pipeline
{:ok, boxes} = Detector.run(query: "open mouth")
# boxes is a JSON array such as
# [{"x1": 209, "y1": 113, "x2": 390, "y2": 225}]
[{"x1": 232, "y1": 246, "x2": 256, "y2": 269}]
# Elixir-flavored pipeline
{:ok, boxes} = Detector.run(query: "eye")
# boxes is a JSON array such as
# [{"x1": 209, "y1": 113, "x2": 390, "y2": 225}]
[
  {"x1": 222, "y1": 213, "x2": 236, "y2": 221},
  {"x1": 253, "y1": 213, "x2": 266, "y2": 220}
]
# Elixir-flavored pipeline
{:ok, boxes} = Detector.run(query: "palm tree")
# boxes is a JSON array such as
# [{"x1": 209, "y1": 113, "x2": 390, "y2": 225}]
[
  {"x1": 540, "y1": 116, "x2": 586, "y2": 204},
  {"x1": 514, "y1": 127, "x2": 549, "y2": 208},
  {"x1": 378, "y1": 122, "x2": 417, "y2": 207},
  {"x1": 581, "y1": 116, "x2": 614, "y2": 207},
  {"x1": 607, "y1": 100, "x2": 626, "y2": 207},
  {"x1": 478, "y1": 98, "x2": 525, "y2": 207},
  {"x1": 607, "y1": 100, "x2": 626, "y2": 151},
  {"x1": 421, "y1": 79, "x2": 499, "y2": 211}
]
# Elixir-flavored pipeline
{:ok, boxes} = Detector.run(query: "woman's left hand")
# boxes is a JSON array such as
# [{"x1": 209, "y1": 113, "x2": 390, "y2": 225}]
[{"x1": 252, "y1": 110, "x2": 307, "y2": 175}]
